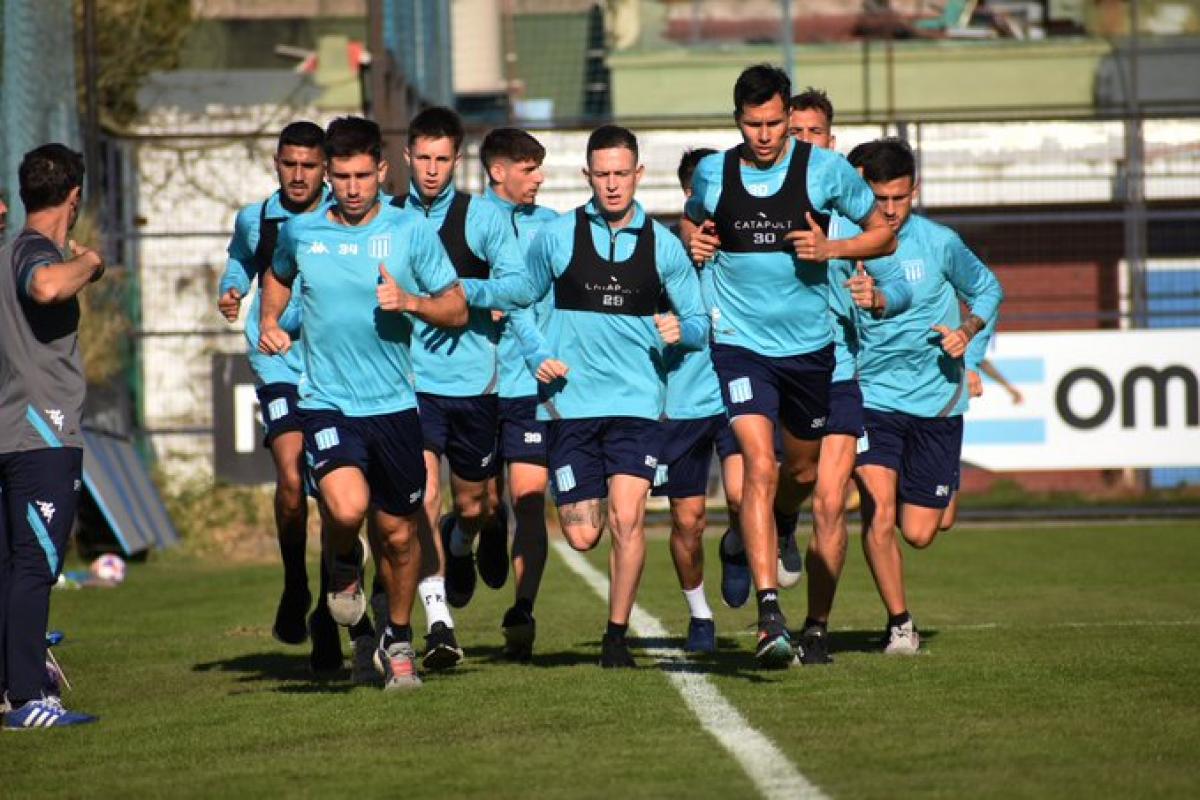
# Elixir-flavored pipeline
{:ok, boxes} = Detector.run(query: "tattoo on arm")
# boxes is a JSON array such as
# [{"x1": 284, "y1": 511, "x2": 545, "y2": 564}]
[{"x1": 960, "y1": 314, "x2": 985, "y2": 337}]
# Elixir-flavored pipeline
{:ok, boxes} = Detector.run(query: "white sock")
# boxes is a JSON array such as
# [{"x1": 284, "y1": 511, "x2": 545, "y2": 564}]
[
  {"x1": 721, "y1": 527, "x2": 744, "y2": 555},
  {"x1": 683, "y1": 583, "x2": 713, "y2": 620},
  {"x1": 448, "y1": 520, "x2": 474, "y2": 557},
  {"x1": 418, "y1": 576, "x2": 454, "y2": 632}
]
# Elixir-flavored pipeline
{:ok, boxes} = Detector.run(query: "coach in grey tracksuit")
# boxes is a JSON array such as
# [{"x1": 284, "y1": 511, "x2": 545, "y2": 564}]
[{"x1": 0, "y1": 144, "x2": 102, "y2": 725}]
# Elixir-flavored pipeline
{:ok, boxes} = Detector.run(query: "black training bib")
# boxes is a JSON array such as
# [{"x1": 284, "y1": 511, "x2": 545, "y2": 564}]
[{"x1": 554, "y1": 207, "x2": 662, "y2": 316}]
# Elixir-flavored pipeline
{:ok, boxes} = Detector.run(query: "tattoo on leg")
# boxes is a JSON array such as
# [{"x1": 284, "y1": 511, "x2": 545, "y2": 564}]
[{"x1": 560, "y1": 499, "x2": 605, "y2": 530}]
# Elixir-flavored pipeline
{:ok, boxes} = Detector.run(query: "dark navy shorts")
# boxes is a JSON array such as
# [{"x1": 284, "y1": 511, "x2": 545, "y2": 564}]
[
  {"x1": 498, "y1": 396, "x2": 548, "y2": 466},
  {"x1": 302, "y1": 408, "x2": 426, "y2": 517},
  {"x1": 547, "y1": 417, "x2": 664, "y2": 506},
  {"x1": 710, "y1": 342, "x2": 834, "y2": 440},
  {"x1": 824, "y1": 379, "x2": 865, "y2": 438},
  {"x1": 651, "y1": 414, "x2": 739, "y2": 498},
  {"x1": 417, "y1": 392, "x2": 500, "y2": 481},
  {"x1": 856, "y1": 409, "x2": 963, "y2": 509},
  {"x1": 256, "y1": 382, "x2": 305, "y2": 448}
]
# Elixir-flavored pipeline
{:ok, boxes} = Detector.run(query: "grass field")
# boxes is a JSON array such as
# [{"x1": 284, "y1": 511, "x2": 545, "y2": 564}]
[{"x1": 3, "y1": 520, "x2": 1199, "y2": 798}]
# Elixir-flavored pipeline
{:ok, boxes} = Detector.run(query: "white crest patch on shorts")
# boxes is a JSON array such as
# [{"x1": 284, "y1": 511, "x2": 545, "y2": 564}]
[
  {"x1": 856, "y1": 432, "x2": 870, "y2": 454},
  {"x1": 555, "y1": 465, "x2": 577, "y2": 494},
  {"x1": 653, "y1": 464, "x2": 669, "y2": 487},
  {"x1": 314, "y1": 427, "x2": 340, "y2": 451},
  {"x1": 729, "y1": 377, "x2": 753, "y2": 404},
  {"x1": 267, "y1": 397, "x2": 289, "y2": 421}
]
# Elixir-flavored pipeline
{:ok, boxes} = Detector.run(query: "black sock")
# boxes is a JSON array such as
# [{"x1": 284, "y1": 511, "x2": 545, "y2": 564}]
[
  {"x1": 281, "y1": 544, "x2": 308, "y2": 593},
  {"x1": 515, "y1": 596, "x2": 534, "y2": 616},
  {"x1": 605, "y1": 620, "x2": 628, "y2": 641},
  {"x1": 888, "y1": 611, "x2": 912, "y2": 629},
  {"x1": 756, "y1": 589, "x2": 781, "y2": 619},
  {"x1": 348, "y1": 613, "x2": 374, "y2": 640},
  {"x1": 774, "y1": 509, "x2": 800, "y2": 541},
  {"x1": 384, "y1": 622, "x2": 412, "y2": 645},
  {"x1": 371, "y1": 575, "x2": 385, "y2": 597},
  {"x1": 803, "y1": 617, "x2": 827, "y2": 634}
]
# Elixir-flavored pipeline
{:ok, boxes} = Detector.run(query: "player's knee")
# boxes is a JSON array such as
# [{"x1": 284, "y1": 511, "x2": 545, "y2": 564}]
[
  {"x1": 744, "y1": 453, "x2": 778, "y2": 490},
  {"x1": 562, "y1": 524, "x2": 602, "y2": 552},
  {"x1": 275, "y1": 477, "x2": 305, "y2": 513},
  {"x1": 812, "y1": 488, "x2": 845, "y2": 530},
  {"x1": 454, "y1": 489, "x2": 487, "y2": 522},
  {"x1": 382, "y1": 523, "x2": 417, "y2": 555},
  {"x1": 783, "y1": 459, "x2": 817, "y2": 486},
  {"x1": 902, "y1": 524, "x2": 938, "y2": 549},
  {"x1": 670, "y1": 509, "x2": 706, "y2": 545},
  {"x1": 322, "y1": 494, "x2": 367, "y2": 532}
]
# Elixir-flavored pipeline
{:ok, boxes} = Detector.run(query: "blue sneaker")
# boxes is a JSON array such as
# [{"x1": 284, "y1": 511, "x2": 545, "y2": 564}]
[
  {"x1": 718, "y1": 529, "x2": 751, "y2": 609},
  {"x1": 684, "y1": 618, "x2": 716, "y2": 653},
  {"x1": 3, "y1": 697, "x2": 97, "y2": 730}
]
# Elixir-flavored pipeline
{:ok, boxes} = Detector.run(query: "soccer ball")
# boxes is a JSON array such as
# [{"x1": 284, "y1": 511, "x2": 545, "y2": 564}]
[{"x1": 90, "y1": 553, "x2": 127, "y2": 584}]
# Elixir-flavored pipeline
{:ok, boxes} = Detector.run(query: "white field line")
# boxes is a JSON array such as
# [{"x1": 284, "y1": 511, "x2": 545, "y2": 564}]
[{"x1": 552, "y1": 541, "x2": 830, "y2": 800}]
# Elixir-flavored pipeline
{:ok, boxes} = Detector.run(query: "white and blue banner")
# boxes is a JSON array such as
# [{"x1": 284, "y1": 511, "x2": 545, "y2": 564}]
[{"x1": 963, "y1": 328, "x2": 1200, "y2": 470}]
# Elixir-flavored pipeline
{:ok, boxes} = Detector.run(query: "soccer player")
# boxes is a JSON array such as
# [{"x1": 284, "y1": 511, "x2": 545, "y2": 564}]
[
  {"x1": 784, "y1": 90, "x2": 914, "y2": 665},
  {"x1": 684, "y1": 64, "x2": 896, "y2": 667},
  {"x1": 852, "y1": 138, "x2": 1003, "y2": 655},
  {"x1": 511, "y1": 124, "x2": 708, "y2": 668},
  {"x1": 217, "y1": 121, "x2": 367, "y2": 677},
  {"x1": 259, "y1": 116, "x2": 469, "y2": 691},
  {"x1": 394, "y1": 107, "x2": 532, "y2": 670},
  {"x1": 478, "y1": 128, "x2": 559, "y2": 661},
  {"x1": 652, "y1": 146, "x2": 745, "y2": 653},
  {"x1": 1, "y1": 143, "x2": 101, "y2": 727}
]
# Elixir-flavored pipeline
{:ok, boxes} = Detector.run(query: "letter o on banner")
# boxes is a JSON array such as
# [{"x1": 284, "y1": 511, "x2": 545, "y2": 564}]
[{"x1": 1056, "y1": 367, "x2": 1115, "y2": 430}]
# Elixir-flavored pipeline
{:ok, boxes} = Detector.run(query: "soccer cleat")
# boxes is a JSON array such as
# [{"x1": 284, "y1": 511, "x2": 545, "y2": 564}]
[
  {"x1": 718, "y1": 529, "x2": 751, "y2": 609},
  {"x1": 501, "y1": 604, "x2": 536, "y2": 662},
  {"x1": 379, "y1": 641, "x2": 423, "y2": 691},
  {"x1": 755, "y1": 612, "x2": 795, "y2": 669},
  {"x1": 351, "y1": 635, "x2": 382, "y2": 685},
  {"x1": 440, "y1": 515, "x2": 477, "y2": 609},
  {"x1": 324, "y1": 536, "x2": 367, "y2": 626},
  {"x1": 272, "y1": 586, "x2": 312, "y2": 645},
  {"x1": 308, "y1": 608, "x2": 344, "y2": 676},
  {"x1": 599, "y1": 633, "x2": 636, "y2": 668},
  {"x1": 684, "y1": 617, "x2": 717, "y2": 654},
  {"x1": 422, "y1": 621, "x2": 464, "y2": 671},
  {"x1": 776, "y1": 533, "x2": 803, "y2": 589},
  {"x1": 3, "y1": 696, "x2": 97, "y2": 730},
  {"x1": 476, "y1": 505, "x2": 509, "y2": 590},
  {"x1": 884, "y1": 619, "x2": 921, "y2": 656},
  {"x1": 798, "y1": 625, "x2": 833, "y2": 666}
]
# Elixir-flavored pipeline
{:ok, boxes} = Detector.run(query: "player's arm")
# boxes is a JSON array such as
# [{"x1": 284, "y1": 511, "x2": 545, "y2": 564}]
[
  {"x1": 259, "y1": 224, "x2": 297, "y2": 354},
  {"x1": 22, "y1": 239, "x2": 104, "y2": 305},
  {"x1": 847, "y1": 254, "x2": 913, "y2": 318},
  {"x1": 658, "y1": 235, "x2": 709, "y2": 351},
  {"x1": 979, "y1": 358, "x2": 1023, "y2": 404},
  {"x1": 509, "y1": 229, "x2": 559, "y2": 378},
  {"x1": 218, "y1": 207, "x2": 255, "y2": 321},
  {"x1": 394, "y1": 219, "x2": 469, "y2": 328},
  {"x1": 460, "y1": 205, "x2": 537, "y2": 311},
  {"x1": 935, "y1": 234, "x2": 1003, "y2": 359},
  {"x1": 793, "y1": 154, "x2": 896, "y2": 262}
]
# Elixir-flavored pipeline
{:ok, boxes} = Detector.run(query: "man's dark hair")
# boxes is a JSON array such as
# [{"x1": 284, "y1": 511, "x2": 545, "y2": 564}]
[
  {"x1": 858, "y1": 137, "x2": 916, "y2": 183},
  {"x1": 846, "y1": 141, "x2": 877, "y2": 170},
  {"x1": 19, "y1": 144, "x2": 85, "y2": 213},
  {"x1": 324, "y1": 116, "x2": 382, "y2": 162},
  {"x1": 480, "y1": 128, "x2": 546, "y2": 180},
  {"x1": 733, "y1": 64, "x2": 791, "y2": 118},
  {"x1": 677, "y1": 147, "x2": 717, "y2": 192},
  {"x1": 278, "y1": 120, "x2": 325, "y2": 152},
  {"x1": 408, "y1": 106, "x2": 465, "y2": 152},
  {"x1": 789, "y1": 88, "x2": 834, "y2": 125},
  {"x1": 586, "y1": 125, "x2": 639, "y2": 163}
]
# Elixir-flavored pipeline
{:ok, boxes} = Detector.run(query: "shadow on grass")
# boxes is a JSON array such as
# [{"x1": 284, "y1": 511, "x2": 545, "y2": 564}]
[
  {"x1": 628, "y1": 635, "x2": 781, "y2": 682},
  {"x1": 194, "y1": 651, "x2": 317, "y2": 683},
  {"x1": 829, "y1": 628, "x2": 939, "y2": 655}
]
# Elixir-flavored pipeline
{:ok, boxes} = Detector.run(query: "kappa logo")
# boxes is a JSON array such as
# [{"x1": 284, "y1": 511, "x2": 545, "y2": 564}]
[
  {"x1": 481, "y1": 452, "x2": 494, "y2": 468},
  {"x1": 523, "y1": 431, "x2": 543, "y2": 445},
  {"x1": 308, "y1": 241, "x2": 330, "y2": 255},
  {"x1": 312, "y1": 459, "x2": 330, "y2": 472},
  {"x1": 45, "y1": 409, "x2": 65, "y2": 431},
  {"x1": 35, "y1": 500, "x2": 56, "y2": 523}
]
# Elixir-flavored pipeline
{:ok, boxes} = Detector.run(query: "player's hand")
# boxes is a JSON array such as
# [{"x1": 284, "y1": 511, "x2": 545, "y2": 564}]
[
  {"x1": 377, "y1": 263, "x2": 414, "y2": 313},
  {"x1": 654, "y1": 312, "x2": 681, "y2": 345},
  {"x1": 258, "y1": 320, "x2": 291, "y2": 355},
  {"x1": 932, "y1": 324, "x2": 970, "y2": 358},
  {"x1": 536, "y1": 359, "x2": 569, "y2": 384},
  {"x1": 689, "y1": 221, "x2": 720, "y2": 264},
  {"x1": 1009, "y1": 387, "x2": 1025, "y2": 406},
  {"x1": 69, "y1": 239, "x2": 105, "y2": 282},
  {"x1": 218, "y1": 288, "x2": 243, "y2": 322},
  {"x1": 967, "y1": 370, "x2": 983, "y2": 398},
  {"x1": 785, "y1": 212, "x2": 832, "y2": 262},
  {"x1": 845, "y1": 262, "x2": 876, "y2": 310},
  {"x1": 491, "y1": 309, "x2": 506, "y2": 323}
]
